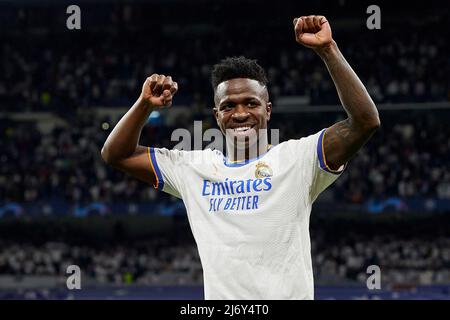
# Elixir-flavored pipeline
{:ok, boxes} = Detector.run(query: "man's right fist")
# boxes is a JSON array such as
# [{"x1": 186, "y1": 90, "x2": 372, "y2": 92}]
[{"x1": 140, "y1": 74, "x2": 178, "y2": 108}]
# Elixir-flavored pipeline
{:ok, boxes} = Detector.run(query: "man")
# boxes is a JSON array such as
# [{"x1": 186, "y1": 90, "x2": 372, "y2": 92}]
[{"x1": 101, "y1": 16, "x2": 380, "y2": 299}]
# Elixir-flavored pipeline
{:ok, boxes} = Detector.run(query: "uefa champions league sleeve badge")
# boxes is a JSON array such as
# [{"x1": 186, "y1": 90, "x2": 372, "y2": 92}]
[{"x1": 255, "y1": 161, "x2": 273, "y2": 179}]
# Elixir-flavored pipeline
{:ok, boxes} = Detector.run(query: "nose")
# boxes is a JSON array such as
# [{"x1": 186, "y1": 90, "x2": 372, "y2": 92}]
[{"x1": 231, "y1": 104, "x2": 250, "y2": 122}]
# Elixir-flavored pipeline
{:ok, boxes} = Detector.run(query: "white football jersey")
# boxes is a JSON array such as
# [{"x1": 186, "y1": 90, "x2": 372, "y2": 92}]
[{"x1": 147, "y1": 129, "x2": 345, "y2": 300}]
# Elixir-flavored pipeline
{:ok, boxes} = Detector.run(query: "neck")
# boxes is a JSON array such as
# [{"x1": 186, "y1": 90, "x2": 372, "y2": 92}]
[{"x1": 225, "y1": 132, "x2": 269, "y2": 163}]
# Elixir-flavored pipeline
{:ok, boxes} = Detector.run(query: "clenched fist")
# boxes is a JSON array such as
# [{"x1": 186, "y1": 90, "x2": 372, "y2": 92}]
[
  {"x1": 293, "y1": 15, "x2": 333, "y2": 50},
  {"x1": 140, "y1": 74, "x2": 178, "y2": 108}
]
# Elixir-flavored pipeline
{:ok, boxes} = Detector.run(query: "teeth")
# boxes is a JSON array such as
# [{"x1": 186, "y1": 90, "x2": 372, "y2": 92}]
[{"x1": 234, "y1": 127, "x2": 250, "y2": 132}]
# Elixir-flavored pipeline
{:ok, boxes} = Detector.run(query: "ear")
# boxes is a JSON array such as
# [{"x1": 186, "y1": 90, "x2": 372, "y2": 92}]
[
  {"x1": 213, "y1": 106, "x2": 220, "y2": 126},
  {"x1": 266, "y1": 102, "x2": 272, "y2": 122}
]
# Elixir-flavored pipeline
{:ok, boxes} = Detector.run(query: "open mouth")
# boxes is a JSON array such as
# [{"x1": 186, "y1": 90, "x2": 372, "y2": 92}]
[
  {"x1": 226, "y1": 125, "x2": 257, "y2": 138},
  {"x1": 233, "y1": 126, "x2": 252, "y2": 133}
]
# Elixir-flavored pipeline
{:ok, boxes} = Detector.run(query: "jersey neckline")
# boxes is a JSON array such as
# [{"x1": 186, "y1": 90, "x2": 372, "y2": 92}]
[{"x1": 223, "y1": 144, "x2": 275, "y2": 167}]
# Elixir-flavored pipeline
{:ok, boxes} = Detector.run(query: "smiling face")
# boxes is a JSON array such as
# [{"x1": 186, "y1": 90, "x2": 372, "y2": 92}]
[{"x1": 214, "y1": 78, "x2": 272, "y2": 146}]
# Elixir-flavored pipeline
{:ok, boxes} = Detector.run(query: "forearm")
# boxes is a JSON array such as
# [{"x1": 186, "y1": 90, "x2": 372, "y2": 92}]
[
  {"x1": 293, "y1": 16, "x2": 380, "y2": 168},
  {"x1": 101, "y1": 97, "x2": 155, "y2": 163},
  {"x1": 316, "y1": 41, "x2": 380, "y2": 129}
]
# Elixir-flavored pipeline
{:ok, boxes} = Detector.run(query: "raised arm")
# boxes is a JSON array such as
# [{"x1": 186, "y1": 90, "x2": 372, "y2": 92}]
[
  {"x1": 101, "y1": 74, "x2": 178, "y2": 184},
  {"x1": 293, "y1": 15, "x2": 380, "y2": 170}
]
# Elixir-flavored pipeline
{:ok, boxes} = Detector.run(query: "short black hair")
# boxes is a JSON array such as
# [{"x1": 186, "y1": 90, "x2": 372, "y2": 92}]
[{"x1": 211, "y1": 56, "x2": 268, "y2": 90}]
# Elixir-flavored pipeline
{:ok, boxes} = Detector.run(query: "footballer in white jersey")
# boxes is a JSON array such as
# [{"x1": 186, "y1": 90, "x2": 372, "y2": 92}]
[
  {"x1": 148, "y1": 129, "x2": 345, "y2": 299},
  {"x1": 102, "y1": 15, "x2": 380, "y2": 300}
]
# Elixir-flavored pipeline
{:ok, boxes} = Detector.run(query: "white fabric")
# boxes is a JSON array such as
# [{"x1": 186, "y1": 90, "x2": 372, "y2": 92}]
[{"x1": 151, "y1": 129, "x2": 344, "y2": 299}]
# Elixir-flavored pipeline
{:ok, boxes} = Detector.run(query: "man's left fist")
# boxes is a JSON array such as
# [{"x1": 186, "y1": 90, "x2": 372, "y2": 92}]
[{"x1": 293, "y1": 15, "x2": 333, "y2": 50}]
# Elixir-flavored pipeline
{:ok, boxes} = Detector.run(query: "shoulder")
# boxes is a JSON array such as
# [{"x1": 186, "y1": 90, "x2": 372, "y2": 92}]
[
  {"x1": 279, "y1": 130, "x2": 326, "y2": 161},
  {"x1": 155, "y1": 147, "x2": 223, "y2": 164},
  {"x1": 285, "y1": 130, "x2": 324, "y2": 149}
]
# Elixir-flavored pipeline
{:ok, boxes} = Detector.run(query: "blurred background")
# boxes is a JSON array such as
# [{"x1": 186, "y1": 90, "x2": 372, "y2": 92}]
[{"x1": 0, "y1": 0, "x2": 449, "y2": 299}]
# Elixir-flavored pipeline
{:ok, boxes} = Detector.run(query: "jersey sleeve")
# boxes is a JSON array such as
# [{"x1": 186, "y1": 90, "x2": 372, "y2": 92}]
[
  {"x1": 290, "y1": 128, "x2": 346, "y2": 203},
  {"x1": 147, "y1": 147, "x2": 189, "y2": 199}
]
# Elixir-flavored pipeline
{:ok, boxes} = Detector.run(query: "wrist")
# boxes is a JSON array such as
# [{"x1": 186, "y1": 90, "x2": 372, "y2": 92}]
[
  {"x1": 314, "y1": 40, "x2": 338, "y2": 59},
  {"x1": 137, "y1": 95, "x2": 156, "y2": 111}
]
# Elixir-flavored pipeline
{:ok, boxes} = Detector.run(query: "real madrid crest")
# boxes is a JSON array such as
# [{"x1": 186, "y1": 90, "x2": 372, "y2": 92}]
[{"x1": 255, "y1": 161, "x2": 273, "y2": 179}]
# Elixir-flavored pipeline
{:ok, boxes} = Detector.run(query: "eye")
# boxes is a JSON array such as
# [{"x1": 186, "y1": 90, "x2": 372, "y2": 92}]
[
  {"x1": 221, "y1": 104, "x2": 233, "y2": 111},
  {"x1": 247, "y1": 101, "x2": 259, "y2": 107}
]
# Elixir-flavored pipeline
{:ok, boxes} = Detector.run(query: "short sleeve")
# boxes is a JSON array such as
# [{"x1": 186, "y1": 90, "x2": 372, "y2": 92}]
[
  {"x1": 147, "y1": 147, "x2": 189, "y2": 199},
  {"x1": 290, "y1": 129, "x2": 346, "y2": 203}
]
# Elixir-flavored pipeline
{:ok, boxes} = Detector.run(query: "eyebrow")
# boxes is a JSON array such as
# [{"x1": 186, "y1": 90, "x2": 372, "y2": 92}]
[{"x1": 219, "y1": 96, "x2": 261, "y2": 106}]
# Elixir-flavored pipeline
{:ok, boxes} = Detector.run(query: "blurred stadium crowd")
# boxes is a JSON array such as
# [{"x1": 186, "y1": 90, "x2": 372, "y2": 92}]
[
  {"x1": 1, "y1": 2, "x2": 449, "y2": 214},
  {"x1": 1, "y1": 108, "x2": 450, "y2": 214},
  {"x1": 1, "y1": 28, "x2": 448, "y2": 112},
  {"x1": 0, "y1": 2, "x2": 449, "y2": 113},
  {"x1": 2, "y1": 226, "x2": 450, "y2": 287}
]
